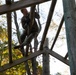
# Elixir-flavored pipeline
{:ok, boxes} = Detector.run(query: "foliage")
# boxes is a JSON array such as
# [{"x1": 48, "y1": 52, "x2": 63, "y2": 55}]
[
  {"x1": 0, "y1": 12, "x2": 23, "y2": 74},
  {"x1": 37, "y1": 66, "x2": 42, "y2": 75},
  {"x1": 0, "y1": 25, "x2": 26, "y2": 74}
]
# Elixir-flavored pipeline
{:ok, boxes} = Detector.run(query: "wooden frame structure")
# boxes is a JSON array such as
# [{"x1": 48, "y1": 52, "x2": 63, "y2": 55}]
[{"x1": 0, "y1": 0, "x2": 76, "y2": 75}]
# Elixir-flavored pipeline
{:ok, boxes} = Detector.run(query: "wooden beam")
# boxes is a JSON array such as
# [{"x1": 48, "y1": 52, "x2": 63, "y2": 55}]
[
  {"x1": 30, "y1": 5, "x2": 36, "y2": 30},
  {"x1": 50, "y1": 16, "x2": 64, "y2": 51},
  {"x1": 30, "y1": 5, "x2": 37, "y2": 75},
  {"x1": 0, "y1": 0, "x2": 50, "y2": 15},
  {"x1": 49, "y1": 50, "x2": 69, "y2": 66},
  {"x1": 64, "y1": 53, "x2": 68, "y2": 59},
  {"x1": 0, "y1": 50, "x2": 44, "y2": 72},
  {"x1": 63, "y1": 0, "x2": 76, "y2": 74},
  {"x1": 39, "y1": 0, "x2": 57, "y2": 50},
  {"x1": 6, "y1": 0, "x2": 13, "y2": 64},
  {"x1": 0, "y1": 48, "x2": 69, "y2": 72},
  {"x1": 42, "y1": 38, "x2": 50, "y2": 75},
  {"x1": 25, "y1": 5, "x2": 36, "y2": 56},
  {"x1": 7, "y1": 12, "x2": 13, "y2": 63}
]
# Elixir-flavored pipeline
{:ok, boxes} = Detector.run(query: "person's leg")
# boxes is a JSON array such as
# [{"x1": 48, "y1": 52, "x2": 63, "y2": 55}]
[
  {"x1": 14, "y1": 32, "x2": 37, "y2": 50},
  {"x1": 22, "y1": 33, "x2": 36, "y2": 46},
  {"x1": 14, "y1": 30, "x2": 26, "y2": 56},
  {"x1": 20, "y1": 31, "x2": 26, "y2": 55}
]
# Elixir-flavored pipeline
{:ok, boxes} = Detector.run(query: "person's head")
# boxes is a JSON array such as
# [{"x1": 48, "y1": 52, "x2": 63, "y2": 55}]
[{"x1": 21, "y1": 8, "x2": 28, "y2": 16}]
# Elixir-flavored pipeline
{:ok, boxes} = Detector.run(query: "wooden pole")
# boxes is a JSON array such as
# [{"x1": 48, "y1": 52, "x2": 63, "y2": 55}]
[
  {"x1": 63, "y1": 0, "x2": 76, "y2": 74},
  {"x1": 30, "y1": 5, "x2": 38, "y2": 75},
  {"x1": 7, "y1": 12, "x2": 13, "y2": 63},
  {"x1": 6, "y1": 0, "x2": 13, "y2": 64},
  {"x1": 39, "y1": 0, "x2": 57, "y2": 50},
  {"x1": 0, "y1": 0, "x2": 50, "y2": 15},
  {"x1": 50, "y1": 16, "x2": 64, "y2": 51},
  {"x1": 42, "y1": 38, "x2": 50, "y2": 75}
]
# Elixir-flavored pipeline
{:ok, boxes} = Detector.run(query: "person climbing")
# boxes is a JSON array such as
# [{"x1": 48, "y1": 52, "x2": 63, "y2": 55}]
[{"x1": 14, "y1": 8, "x2": 40, "y2": 55}]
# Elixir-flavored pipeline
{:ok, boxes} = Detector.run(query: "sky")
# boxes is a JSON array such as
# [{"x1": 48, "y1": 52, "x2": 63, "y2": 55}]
[{"x1": 1, "y1": 0, "x2": 70, "y2": 75}]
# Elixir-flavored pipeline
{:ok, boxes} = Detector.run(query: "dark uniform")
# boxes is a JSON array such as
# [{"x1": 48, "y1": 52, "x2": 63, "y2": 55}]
[
  {"x1": 14, "y1": 12, "x2": 40, "y2": 55},
  {"x1": 20, "y1": 13, "x2": 39, "y2": 45}
]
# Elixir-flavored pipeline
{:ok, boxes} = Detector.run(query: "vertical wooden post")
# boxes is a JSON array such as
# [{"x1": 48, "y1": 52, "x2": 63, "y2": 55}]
[
  {"x1": 30, "y1": 5, "x2": 38, "y2": 75},
  {"x1": 7, "y1": 12, "x2": 13, "y2": 63},
  {"x1": 25, "y1": 62, "x2": 31, "y2": 75},
  {"x1": 42, "y1": 38, "x2": 50, "y2": 75},
  {"x1": 29, "y1": 5, "x2": 36, "y2": 30},
  {"x1": 6, "y1": 0, "x2": 12, "y2": 63},
  {"x1": 63, "y1": 0, "x2": 76, "y2": 74}
]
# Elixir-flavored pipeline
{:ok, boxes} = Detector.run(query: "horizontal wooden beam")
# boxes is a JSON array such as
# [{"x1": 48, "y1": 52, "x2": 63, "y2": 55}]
[
  {"x1": 0, "y1": 50, "x2": 44, "y2": 72},
  {"x1": 0, "y1": 0, "x2": 50, "y2": 15},
  {"x1": 0, "y1": 49, "x2": 69, "y2": 72}
]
